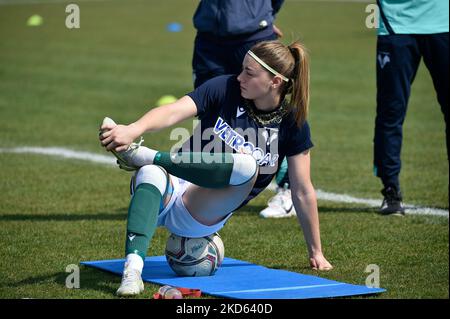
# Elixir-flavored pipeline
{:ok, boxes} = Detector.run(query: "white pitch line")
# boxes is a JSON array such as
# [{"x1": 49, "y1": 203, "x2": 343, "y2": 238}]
[
  {"x1": 1, "y1": 146, "x2": 448, "y2": 218},
  {"x1": 273, "y1": 182, "x2": 448, "y2": 218},
  {"x1": 0, "y1": 146, "x2": 116, "y2": 166},
  {"x1": 315, "y1": 189, "x2": 449, "y2": 217}
]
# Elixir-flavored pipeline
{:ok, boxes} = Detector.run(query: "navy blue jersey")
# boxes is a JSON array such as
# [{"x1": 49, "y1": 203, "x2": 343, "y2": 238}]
[{"x1": 184, "y1": 75, "x2": 313, "y2": 207}]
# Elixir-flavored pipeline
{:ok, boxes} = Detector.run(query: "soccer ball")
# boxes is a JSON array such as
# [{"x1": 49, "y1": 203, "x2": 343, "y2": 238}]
[{"x1": 165, "y1": 233, "x2": 225, "y2": 277}]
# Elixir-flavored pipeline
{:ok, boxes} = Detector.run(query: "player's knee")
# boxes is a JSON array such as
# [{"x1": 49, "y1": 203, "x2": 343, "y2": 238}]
[
  {"x1": 135, "y1": 165, "x2": 168, "y2": 196},
  {"x1": 229, "y1": 154, "x2": 258, "y2": 186}
]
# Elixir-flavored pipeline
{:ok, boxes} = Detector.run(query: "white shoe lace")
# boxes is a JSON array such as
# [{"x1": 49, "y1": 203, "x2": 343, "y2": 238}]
[
  {"x1": 127, "y1": 136, "x2": 145, "y2": 152},
  {"x1": 120, "y1": 268, "x2": 142, "y2": 288},
  {"x1": 119, "y1": 269, "x2": 142, "y2": 292},
  {"x1": 113, "y1": 137, "x2": 145, "y2": 171}
]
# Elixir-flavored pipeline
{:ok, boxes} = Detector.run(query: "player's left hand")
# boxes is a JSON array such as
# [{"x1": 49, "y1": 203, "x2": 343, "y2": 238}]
[{"x1": 309, "y1": 253, "x2": 333, "y2": 271}]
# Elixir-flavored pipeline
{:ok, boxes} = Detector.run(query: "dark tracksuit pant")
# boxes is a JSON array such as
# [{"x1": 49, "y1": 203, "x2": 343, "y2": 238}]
[
  {"x1": 192, "y1": 31, "x2": 277, "y2": 89},
  {"x1": 374, "y1": 32, "x2": 449, "y2": 190}
]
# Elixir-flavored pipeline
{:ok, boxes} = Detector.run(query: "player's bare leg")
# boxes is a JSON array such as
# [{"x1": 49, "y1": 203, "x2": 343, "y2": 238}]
[{"x1": 182, "y1": 170, "x2": 258, "y2": 226}]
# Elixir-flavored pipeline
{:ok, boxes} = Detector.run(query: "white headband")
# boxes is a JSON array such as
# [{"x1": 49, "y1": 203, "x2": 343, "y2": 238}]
[{"x1": 247, "y1": 50, "x2": 289, "y2": 82}]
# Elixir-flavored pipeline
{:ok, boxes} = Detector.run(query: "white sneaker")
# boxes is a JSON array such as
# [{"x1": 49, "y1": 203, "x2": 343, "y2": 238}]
[
  {"x1": 100, "y1": 117, "x2": 145, "y2": 171},
  {"x1": 259, "y1": 186, "x2": 296, "y2": 218},
  {"x1": 116, "y1": 263, "x2": 144, "y2": 297}
]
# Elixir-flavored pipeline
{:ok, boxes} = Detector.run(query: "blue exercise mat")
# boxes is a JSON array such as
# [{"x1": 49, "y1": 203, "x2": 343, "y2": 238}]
[{"x1": 81, "y1": 256, "x2": 385, "y2": 299}]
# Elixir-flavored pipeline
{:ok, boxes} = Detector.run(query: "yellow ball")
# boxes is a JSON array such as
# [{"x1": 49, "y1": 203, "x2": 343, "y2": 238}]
[
  {"x1": 156, "y1": 95, "x2": 177, "y2": 106},
  {"x1": 27, "y1": 15, "x2": 43, "y2": 27}
]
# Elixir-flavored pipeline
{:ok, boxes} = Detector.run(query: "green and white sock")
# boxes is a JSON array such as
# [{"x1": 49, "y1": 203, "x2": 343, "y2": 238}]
[
  {"x1": 134, "y1": 146, "x2": 257, "y2": 188},
  {"x1": 152, "y1": 152, "x2": 257, "y2": 188},
  {"x1": 125, "y1": 183, "x2": 161, "y2": 262}
]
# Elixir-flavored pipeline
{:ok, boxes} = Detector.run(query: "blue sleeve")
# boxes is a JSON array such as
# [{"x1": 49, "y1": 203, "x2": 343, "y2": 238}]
[
  {"x1": 285, "y1": 120, "x2": 314, "y2": 157},
  {"x1": 186, "y1": 76, "x2": 228, "y2": 120},
  {"x1": 271, "y1": 0, "x2": 284, "y2": 15}
]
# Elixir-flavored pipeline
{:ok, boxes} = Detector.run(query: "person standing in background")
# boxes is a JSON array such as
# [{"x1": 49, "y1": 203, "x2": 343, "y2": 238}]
[
  {"x1": 192, "y1": 0, "x2": 284, "y2": 88},
  {"x1": 374, "y1": 0, "x2": 448, "y2": 215}
]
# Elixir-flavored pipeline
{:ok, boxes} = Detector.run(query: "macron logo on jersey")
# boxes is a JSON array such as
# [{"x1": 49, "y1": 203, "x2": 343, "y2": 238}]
[
  {"x1": 236, "y1": 106, "x2": 246, "y2": 118},
  {"x1": 213, "y1": 117, "x2": 279, "y2": 167}
]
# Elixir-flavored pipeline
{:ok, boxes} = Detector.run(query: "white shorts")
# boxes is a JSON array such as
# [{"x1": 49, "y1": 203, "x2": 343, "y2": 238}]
[{"x1": 156, "y1": 176, "x2": 233, "y2": 238}]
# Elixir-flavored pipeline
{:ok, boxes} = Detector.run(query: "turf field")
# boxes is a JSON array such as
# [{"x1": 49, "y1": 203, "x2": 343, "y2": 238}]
[{"x1": 0, "y1": 0, "x2": 448, "y2": 299}]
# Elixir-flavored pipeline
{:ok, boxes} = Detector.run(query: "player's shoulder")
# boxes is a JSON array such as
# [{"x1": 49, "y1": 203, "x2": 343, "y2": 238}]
[
  {"x1": 280, "y1": 110, "x2": 311, "y2": 135},
  {"x1": 282, "y1": 108, "x2": 307, "y2": 127}
]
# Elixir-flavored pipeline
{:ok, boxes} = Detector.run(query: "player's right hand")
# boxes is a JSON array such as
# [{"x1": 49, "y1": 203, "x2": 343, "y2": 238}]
[{"x1": 99, "y1": 123, "x2": 140, "y2": 152}]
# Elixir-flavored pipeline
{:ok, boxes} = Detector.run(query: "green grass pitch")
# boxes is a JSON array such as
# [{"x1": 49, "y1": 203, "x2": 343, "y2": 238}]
[{"x1": 0, "y1": 0, "x2": 448, "y2": 299}]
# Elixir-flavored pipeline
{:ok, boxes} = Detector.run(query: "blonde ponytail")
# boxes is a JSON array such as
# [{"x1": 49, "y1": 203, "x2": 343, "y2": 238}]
[{"x1": 288, "y1": 42, "x2": 310, "y2": 126}]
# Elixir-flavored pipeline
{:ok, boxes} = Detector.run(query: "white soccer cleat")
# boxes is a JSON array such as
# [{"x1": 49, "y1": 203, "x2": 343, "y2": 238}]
[
  {"x1": 259, "y1": 186, "x2": 296, "y2": 218},
  {"x1": 116, "y1": 264, "x2": 144, "y2": 297},
  {"x1": 100, "y1": 117, "x2": 145, "y2": 171}
]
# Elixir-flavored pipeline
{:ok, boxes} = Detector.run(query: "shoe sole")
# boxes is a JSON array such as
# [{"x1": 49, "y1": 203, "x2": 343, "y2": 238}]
[
  {"x1": 116, "y1": 282, "x2": 144, "y2": 297},
  {"x1": 260, "y1": 211, "x2": 296, "y2": 219}
]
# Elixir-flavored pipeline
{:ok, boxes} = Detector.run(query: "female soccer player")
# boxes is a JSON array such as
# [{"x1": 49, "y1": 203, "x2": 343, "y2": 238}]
[{"x1": 99, "y1": 40, "x2": 333, "y2": 296}]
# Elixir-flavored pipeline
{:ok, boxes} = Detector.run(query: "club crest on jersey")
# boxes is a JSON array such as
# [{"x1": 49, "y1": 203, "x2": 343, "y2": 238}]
[{"x1": 213, "y1": 117, "x2": 279, "y2": 167}]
